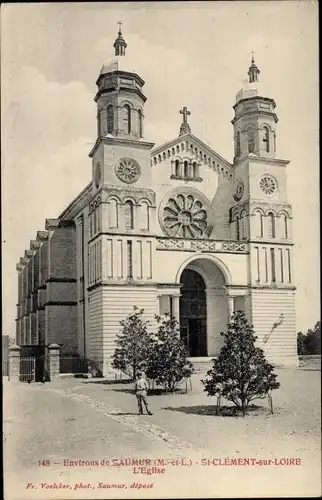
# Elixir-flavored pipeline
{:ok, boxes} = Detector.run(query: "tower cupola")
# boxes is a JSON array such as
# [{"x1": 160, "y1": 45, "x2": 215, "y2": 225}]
[
  {"x1": 93, "y1": 23, "x2": 146, "y2": 142},
  {"x1": 113, "y1": 21, "x2": 127, "y2": 56},
  {"x1": 232, "y1": 55, "x2": 278, "y2": 162}
]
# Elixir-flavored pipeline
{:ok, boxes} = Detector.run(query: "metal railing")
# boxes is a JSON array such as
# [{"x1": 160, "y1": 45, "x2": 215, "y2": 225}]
[{"x1": 19, "y1": 357, "x2": 35, "y2": 382}]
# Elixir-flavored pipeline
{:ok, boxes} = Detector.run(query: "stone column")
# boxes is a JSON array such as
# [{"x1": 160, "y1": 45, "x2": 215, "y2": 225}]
[
  {"x1": 172, "y1": 295, "x2": 180, "y2": 322},
  {"x1": 8, "y1": 345, "x2": 21, "y2": 382},
  {"x1": 47, "y1": 343, "x2": 61, "y2": 380},
  {"x1": 227, "y1": 295, "x2": 235, "y2": 322}
]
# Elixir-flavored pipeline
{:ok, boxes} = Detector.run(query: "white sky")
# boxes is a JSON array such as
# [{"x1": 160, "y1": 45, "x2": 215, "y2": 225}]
[{"x1": 1, "y1": 2, "x2": 319, "y2": 336}]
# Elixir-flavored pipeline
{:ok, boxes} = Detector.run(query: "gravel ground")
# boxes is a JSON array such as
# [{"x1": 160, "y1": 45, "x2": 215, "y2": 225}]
[{"x1": 3, "y1": 366, "x2": 321, "y2": 499}]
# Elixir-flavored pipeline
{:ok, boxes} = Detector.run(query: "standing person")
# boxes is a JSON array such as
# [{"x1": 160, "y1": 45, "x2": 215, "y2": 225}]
[{"x1": 135, "y1": 372, "x2": 153, "y2": 415}]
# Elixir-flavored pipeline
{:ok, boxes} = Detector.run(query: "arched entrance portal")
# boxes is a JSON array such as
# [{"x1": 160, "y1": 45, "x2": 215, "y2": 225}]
[
  {"x1": 180, "y1": 269, "x2": 207, "y2": 356},
  {"x1": 178, "y1": 257, "x2": 230, "y2": 358}
]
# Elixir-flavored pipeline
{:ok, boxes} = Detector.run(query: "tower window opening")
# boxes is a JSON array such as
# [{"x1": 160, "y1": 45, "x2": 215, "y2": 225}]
[
  {"x1": 263, "y1": 126, "x2": 270, "y2": 152},
  {"x1": 184, "y1": 160, "x2": 190, "y2": 178},
  {"x1": 124, "y1": 200, "x2": 134, "y2": 230},
  {"x1": 138, "y1": 109, "x2": 143, "y2": 138},
  {"x1": 236, "y1": 131, "x2": 241, "y2": 155},
  {"x1": 107, "y1": 106, "x2": 114, "y2": 134},
  {"x1": 192, "y1": 161, "x2": 199, "y2": 178},
  {"x1": 236, "y1": 216, "x2": 240, "y2": 240},
  {"x1": 248, "y1": 129, "x2": 255, "y2": 153},
  {"x1": 175, "y1": 159, "x2": 181, "y2": 177},
  {"x1": 123, "y1": 105, "x2": 131, "y2": 134},
  {"x1": 267, "y1": 213, "x2": 276, "y2": 238}
]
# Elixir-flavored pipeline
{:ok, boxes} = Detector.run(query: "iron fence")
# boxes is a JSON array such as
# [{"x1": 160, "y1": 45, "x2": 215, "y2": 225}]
[{"x1": 19, "y1": 357, "x2": 35, "y2": 382}]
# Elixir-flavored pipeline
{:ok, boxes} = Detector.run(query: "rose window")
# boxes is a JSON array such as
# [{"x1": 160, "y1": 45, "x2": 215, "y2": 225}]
[
  {"x1": 115, "y1": 158, "x2": 141, "y2": 184},
  {"x1": 259, "y1": 174, "x2": 277, "y2": 195},
  {"x1": 162, "y1": 193, "x2": 211, "y2": 238}
]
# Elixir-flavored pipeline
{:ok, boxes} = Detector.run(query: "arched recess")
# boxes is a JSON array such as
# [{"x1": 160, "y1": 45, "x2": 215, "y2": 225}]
[
  {"x1": 240, "y1": 211, "x2": 247, "y2": 239},
  {"x1": 139, "y1": 200, "x2": 150, "y2": 230},
  {"x1": 267, "y1": 211, "x2": 276, "y2": 238},
  {"x1": 124, "y1": 199, "x2": 134, "y2": 229},
  {"x1": 261, "y1": 124, "x2": 271, "y2": 152},
  {"x1": 253, "y1": 209, "x2": 264, "y2": 237},
  {"x1": 138, "y1": 109, "x2": 143, "y2": 138},
  {"x1": 123, "y1": 104, "x2": 132, "y2": 133},
  {"x1": 175, "y1": 253, "x2": 232, "y2": 286},
  {"x1": 236, "y1": 130, "x2": 241, "y2": 156},
  {"x1": 277, "y1": 211, "x2": 289, "y2": 239},
  {"x1": 176, "y1": 256, "x2": 231, "y2": 357},
  {"x1": 106, "y1": 105, "x2": 114, "y2": 134},
  {"x1": 244, "y1": 125, "x2": 256, "y2": 153},
  {"x1": 108, "y1": 197, "x2": 119, "y2": 228}
]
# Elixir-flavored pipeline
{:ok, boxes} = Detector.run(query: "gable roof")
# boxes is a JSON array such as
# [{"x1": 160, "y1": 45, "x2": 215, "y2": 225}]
[{"x1": 151, "y1": 132, "x2": 233, "y2": 178}]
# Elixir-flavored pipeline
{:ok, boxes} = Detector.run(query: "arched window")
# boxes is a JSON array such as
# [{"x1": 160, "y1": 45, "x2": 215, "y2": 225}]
[
  {"x1": 282, "y1": 214, "x2": 288, "y2": 239},
  {"x1": 184, "y1": 160, "x2": 190, "y2": 178},
  {"x1": 124, "y1": 200, "x2": 134, "y2": 230},
  {"x1": 254, "y1": 210, "x2": 264, "y2": 237},
  {"x1": 106, "y1": 106, "x2": 114, "y2": 134},
  {"x1": 138, "y1": 109, "x2": 143, "y2": 138},
  {"x1": 108, "y1": 199, "x2": 118, "y2": 228},
  {"x1": 140, "y1": 201, "x2": 149, "y2": 230},
  {"x1": 123, "y1": 105, "x2": 131, "y2": 134},
  {"x1": 267, "y1": 212, "x2": 275, "y2": 238},
  {"x1": 263, "y1": 126, "x2": 270, "y2": 152},
  {"x1": 175, "y1": 159, "x2": 181, "y2": 177},
  {"x1": 192, "y1": 161, "x2": 199, "y2": 178},
  {"x1": 248, "y1": 129, "x2": 255, "y2": 153},
  {"x1": 97, "y1": 108, "x2": 101, "y2": 136},
  {"x1": 236, "y1": 216, "x2": 240, "y2": 240},
  {"x1": 240, "y1": 212, "x2": 247, "y2": 239},
  {"x1": 236, "y1": 131, "x2": 241, "y2": 155}
]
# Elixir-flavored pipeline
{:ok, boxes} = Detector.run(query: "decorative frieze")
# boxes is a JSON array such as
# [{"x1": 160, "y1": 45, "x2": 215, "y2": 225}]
[{"x1": 156, "y1": 238, "x2": 248, "y2": 253}]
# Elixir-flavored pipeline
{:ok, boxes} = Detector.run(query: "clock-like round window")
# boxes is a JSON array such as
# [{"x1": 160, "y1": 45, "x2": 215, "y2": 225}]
[
  {"x1": 115, "y1": 158, "x2": 141, "y2": 184},
  {"x1": 233, "y1": 179, "x2": 244, "y2": 202},
  {"x1": 160, "y1": 189, "x2": 213, "y2": 238},
  {"x1": 259, "y1": 174, "x2": 277, "y2": 195},
  {"x1": 95, "y1": 162, "x2": 101, "y2": 188}
]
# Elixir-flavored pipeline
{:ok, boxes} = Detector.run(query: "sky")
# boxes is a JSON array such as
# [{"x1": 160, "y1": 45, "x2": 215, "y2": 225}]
[{"x1": 1, "y1": 1, "x2": 319, "y2": 336}]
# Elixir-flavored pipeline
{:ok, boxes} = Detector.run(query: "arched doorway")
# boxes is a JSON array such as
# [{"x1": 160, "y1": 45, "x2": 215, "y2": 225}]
[
  {"x1": 180, "y1": 269, "x2": 207, "y2": 356},
  {"x1": 177, "y1": 256, "x2": 231, "y2": 358}
]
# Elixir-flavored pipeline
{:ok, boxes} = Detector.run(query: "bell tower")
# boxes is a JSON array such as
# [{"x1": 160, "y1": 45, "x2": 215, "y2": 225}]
[
  {"x1": 89, "y1": 23, "x2": 154, "y2": 193},
  {"x1": 232, "y1": 55, "x2": 278, "y2": 162},
  {"x1": 230, "y1": 55, "x2": 298, "y2": 367}
]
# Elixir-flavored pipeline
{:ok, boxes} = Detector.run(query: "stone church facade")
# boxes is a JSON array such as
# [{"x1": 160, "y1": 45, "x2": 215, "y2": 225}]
[{"x1": 16, "y1": 27, "x2": 298, "y2": 373}]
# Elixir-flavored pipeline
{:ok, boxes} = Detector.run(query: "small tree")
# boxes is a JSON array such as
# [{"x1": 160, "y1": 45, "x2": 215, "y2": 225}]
[
  {"x1": 146, "y1": 314, "x2": 194, "y2": 392},
  {"x1": 112, "y1": 306, "x2": 155, "y2": 380},
  {"x1": 202, "y1": 311, "x2": 280, "y2": 416},
  {"x1": 297, "y1": 331, "x2": 307, "y2": 355}
]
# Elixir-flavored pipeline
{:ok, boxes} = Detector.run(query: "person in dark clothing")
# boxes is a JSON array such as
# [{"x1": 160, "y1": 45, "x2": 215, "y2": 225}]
[{"x1": 134, "y1": 372, "x2": 152, "y2": 415}]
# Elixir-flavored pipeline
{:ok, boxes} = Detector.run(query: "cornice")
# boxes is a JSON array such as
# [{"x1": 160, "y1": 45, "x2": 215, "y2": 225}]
[{"x1": 89, "y1": 136, "x2": 155, "y2": 158}]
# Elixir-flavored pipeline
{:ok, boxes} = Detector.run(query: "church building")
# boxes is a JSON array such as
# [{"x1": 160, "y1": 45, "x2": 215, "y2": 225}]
[{"x1": 16, "y1": 26, "x2": 298, "y2": 373}]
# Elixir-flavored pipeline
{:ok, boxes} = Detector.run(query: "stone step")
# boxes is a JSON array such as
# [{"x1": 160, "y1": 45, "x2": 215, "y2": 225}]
[{"x1": 188, "y1": 357, "x2": 215, "y2": 373}]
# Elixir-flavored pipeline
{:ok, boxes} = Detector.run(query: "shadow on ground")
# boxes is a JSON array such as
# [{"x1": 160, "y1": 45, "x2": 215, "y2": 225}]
[
  {"x1": 112, "y1": 388, "x2": 189, "y2": 396},
  {"x1": 162, "y1": 404, "x2": 273, "y2": 417}
]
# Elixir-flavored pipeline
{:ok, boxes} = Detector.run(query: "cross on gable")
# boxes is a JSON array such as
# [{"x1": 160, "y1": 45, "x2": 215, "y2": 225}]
[{"x1": 180, "y1": 106, "x2": 191, "y2": 124}]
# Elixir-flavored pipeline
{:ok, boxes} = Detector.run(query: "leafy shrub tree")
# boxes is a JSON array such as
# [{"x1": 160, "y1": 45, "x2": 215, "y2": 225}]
[
  {"x1": 112, "y1": 306, "x2": 155, "y2": 380},
  {"x1": 202, "y1": 311, "x2": 280, "y2": 416},
  {"x1": 146, "y1": 314, "x2": 194, "y2": 392},
  {"x1": 297, "y1": 322, "x2": 321, "y2": 355}
]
